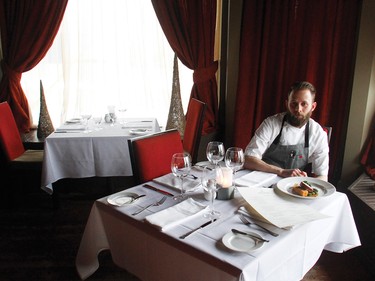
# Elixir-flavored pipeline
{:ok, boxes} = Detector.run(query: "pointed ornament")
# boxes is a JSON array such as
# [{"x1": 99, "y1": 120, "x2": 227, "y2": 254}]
[
  {"x1": 37, "y1": 80, "x2": 55, "y2": 139},
  {"x1": 166, "y1": 53, "x2": 186, "y2": 137}
]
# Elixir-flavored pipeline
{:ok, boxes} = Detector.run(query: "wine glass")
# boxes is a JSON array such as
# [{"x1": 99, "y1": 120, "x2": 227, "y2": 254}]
[
  {"x1": 206, "y1": 141, "x2": 225, "y2": 167},
  {"x1": 117, "y1": 108, "x2": 127, "y2": 125},
  {"x1": 81, "y1": 113, "x2": 92, "y2": 130},
  {"x1": 92, "y1": 116, "x2": 102, "y2": 130},
  {"x1": 202, "y1": 166, "x2": 223, "y2": 220},
  {"x1": 171, "y1": 152, "x2": 192, "y2": 201},
  {"x1": 224, "y1": 147, "x2": 245, "y2": 189}
]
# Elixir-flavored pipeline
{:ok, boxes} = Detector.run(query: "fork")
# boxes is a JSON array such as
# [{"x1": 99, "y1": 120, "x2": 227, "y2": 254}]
[
  {"x1": 239, "y1": 214, "x2": 279, "y2": 237},
  {"x1": 188, "y1": 174, "x2": 198, "y2": 180},
  {"x1": 132, "y1": 196, "x2": 167, "y2": 215}
]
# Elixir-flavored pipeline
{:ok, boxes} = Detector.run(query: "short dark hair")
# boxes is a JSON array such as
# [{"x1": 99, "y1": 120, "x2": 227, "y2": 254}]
[{"x1": 288, "y1": 81, "x2": 316, "y2": 100}]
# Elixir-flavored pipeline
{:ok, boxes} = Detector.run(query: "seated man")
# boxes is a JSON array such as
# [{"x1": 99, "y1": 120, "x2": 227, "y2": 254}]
[{"x1": 244, "y1": 81, "x2": 329, "y2": 181}]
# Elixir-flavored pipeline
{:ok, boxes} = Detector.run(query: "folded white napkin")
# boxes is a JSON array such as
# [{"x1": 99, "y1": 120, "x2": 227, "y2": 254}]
[
  {"x1": 145, "y1": 198, "x2": 207, "y2": 231},
  {"x1": 56, "y1": 124, "x2": 85, "y2": 131},
  {"x1": 153, "y1": 173, "x2": 200, "y2": 191},
  {"x1": 235, "y1": 171, "x2": 278, "y2": 187},
  {"x1": 122, "y1": 122, "x2": 153, "y2": 128}
]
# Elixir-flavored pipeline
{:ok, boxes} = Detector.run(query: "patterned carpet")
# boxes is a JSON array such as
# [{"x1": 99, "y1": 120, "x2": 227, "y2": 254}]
[{"x1": 0, "y1": 177, "x2": 373, "y2": 281}]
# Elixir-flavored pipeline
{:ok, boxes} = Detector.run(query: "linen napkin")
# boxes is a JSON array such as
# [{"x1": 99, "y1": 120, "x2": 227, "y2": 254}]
[
  {"x1": 235, "y1": 171, "x2": 279, "y2": 188},
  {"x1": 145, "y1": 198, "x2": 207, "y2": 231},
  {"x1": 56, "y1": 124, "x2": 85, "y2": 131},
  {"x1": 122, "y1": 122, "x2": 153, "y2": 129},
  {"x1": 153, "y1": 173, "x2": 200, "y2": 191}
]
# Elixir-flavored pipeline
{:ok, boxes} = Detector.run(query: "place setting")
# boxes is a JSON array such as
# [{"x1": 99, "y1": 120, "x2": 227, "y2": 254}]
[
  {"x1": 103, "y1": 140, "x2": 340, "y2": 258},
  {"x1": 221, "y1": 229, "x2": 267, "y2": 253},
  {"x1": 107, "y1": 192, "x2": 146, "y2": 207},
  {"x1": 275, "y1": 176, "x2": 336, "y2": 199}
]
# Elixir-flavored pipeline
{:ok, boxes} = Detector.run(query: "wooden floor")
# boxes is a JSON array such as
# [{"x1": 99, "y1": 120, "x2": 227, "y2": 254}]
[{"x1": 0, "y1": 177, "x2": 373, "y2": 281}]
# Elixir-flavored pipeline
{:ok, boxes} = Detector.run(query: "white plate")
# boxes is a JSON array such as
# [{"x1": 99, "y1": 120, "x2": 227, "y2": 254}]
[
  {"x1": 193, "y1": 161, "x2": 225, "y2": 170},
  {"x1": 65, "y1": 118, "x2": 82, "y2": 124},
  {"x1": 222, "y1": 231, "x2": 265, "y2": 252},
  {"x1": 107, "y1": 192, "x2": 140, "y2": 206},
  {"x1": 276, "y1": 177, "x2": 336, "y2": 199},
  {"x1": 129, "y1": 129, "x2": 149, "y2": 135}
]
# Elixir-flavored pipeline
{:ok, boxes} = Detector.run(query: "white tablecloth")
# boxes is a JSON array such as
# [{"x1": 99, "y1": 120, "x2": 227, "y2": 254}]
[
  {"x1": 75, "y1": 172, "x2": 361, "y2": 281},
  {"x1": 41, "y1": 118, "x2": 160, "y2": 193}
]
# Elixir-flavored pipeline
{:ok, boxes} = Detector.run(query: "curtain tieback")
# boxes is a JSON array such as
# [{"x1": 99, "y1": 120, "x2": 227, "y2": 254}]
[
  {"x1": 1, "y1": 60, "x2": 22, "y2": 83},
  {"x1": 193, "y1": 61, "x2": 218, "y2": 84}
]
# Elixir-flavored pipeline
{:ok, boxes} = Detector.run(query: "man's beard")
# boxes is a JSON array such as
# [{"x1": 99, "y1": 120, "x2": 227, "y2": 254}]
[{"x1": 286, "y1": 111, "x2": 311, "y2": 127}]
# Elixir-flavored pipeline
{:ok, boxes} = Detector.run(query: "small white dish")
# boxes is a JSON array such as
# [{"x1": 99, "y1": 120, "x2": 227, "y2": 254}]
[
  {"x1": 107, "y1": 192, "x2": 140, "y2": 206},
  {"x1": 222, "y1": 231, "x2": 265, "y2": 252},
  {"x1": 276, "y1": 177, "x2": 336, "y2": 199},
  {"x1": 65, "y1": 118, "x2": 82, "y2": 124}
]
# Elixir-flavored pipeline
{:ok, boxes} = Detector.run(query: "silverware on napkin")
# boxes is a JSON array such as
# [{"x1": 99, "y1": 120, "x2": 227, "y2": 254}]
[
  {"x1": 143, "y1": 184, "x2": 174, "y2": 197},
  {"x1": 179, "y1": 219, "x2": 217, "y2": 239},
  {"x1": 131, "y1": 196, "x2": 167, "y2": 216},
  {"x1": 231, "y1": 229, "x2": 269, "y2": 243},
  {"x1": 239, "y1": 213, "x2": 279, "y2": 236}
]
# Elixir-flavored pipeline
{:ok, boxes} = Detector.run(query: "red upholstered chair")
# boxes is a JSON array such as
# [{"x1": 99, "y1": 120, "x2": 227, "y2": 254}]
[
  {"x1": 128, "y1": 129, "x2": 184, "y2": 184},
  {"x1": 305, "y1": 125, "x2": 332, "y2": 177},
  {"x1": 0, "y1": 102, "x2": 44, "y2": 171},
  {"x1": 183, "y1": 98, "x2": 206, "y2": 164},
  {"x1": 322, "y1": 126, "x2": 332, "y2": 144},
  {"x1": 0, "y1": 102, "x2": 47, "y2": 207}
]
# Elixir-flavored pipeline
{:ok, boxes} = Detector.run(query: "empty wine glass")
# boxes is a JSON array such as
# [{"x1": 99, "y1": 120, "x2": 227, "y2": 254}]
[
  {"x1": 202, "y1": 166, "x2": 223, "y2": 220},
  {"x1": 171, "y1": 152, "x2": 192, "y2": 201},
  {"x1": 81, "y1": 113, "x2": 92, "y2": 130},
  {"x1": 225, "y1": 147, "x2": 245, "y2": 189},
  {"x1": 92, "y1": 116, "x2": 102, "y2": 130},
  {"x1": 117, "y1": 108, "x2": 127, "y2": 124},
  {"x1": 206, "y1": 141, "x2": 225, "y2": 167}
]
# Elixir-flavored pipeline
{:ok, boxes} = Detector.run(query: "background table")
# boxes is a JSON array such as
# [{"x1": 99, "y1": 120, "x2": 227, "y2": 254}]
[
  {"x1": 41, "y1": 118, "x2": 160, "y2": 193},
  {"x1": 75, "y1": 173, "x2": 361, "y2": 281}
]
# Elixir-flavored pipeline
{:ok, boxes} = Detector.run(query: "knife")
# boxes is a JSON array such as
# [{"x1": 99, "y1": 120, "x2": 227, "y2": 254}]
[
  {"x1": 179, "y1": 219, "x2": 217, "y2": 239},
  {"x1": 231, "y1": 229, "x2": 269, "y2": 242},
  {"x1": 143, "y1": 184, "x2": 174, "y2": 197}
]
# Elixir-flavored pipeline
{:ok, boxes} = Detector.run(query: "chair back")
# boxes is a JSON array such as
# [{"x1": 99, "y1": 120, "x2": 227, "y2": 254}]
[
  {"x1": 183, "y1": 98, "x2": 206, "y2": 163},
  {"x1": 322, "y1": 126, "x2": 332, "y2": 144},
  {"x1": 128, "y1": 129, "x2": 184, "y2": 184},
  {"x1": 0, "y1": 102, "x2": 25, "y2": 162}
]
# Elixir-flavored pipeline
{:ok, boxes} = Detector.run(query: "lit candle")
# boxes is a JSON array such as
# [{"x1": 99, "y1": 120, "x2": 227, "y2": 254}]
[{"x1": 217, "y1": 167, "x2": 233, "y2": 188}]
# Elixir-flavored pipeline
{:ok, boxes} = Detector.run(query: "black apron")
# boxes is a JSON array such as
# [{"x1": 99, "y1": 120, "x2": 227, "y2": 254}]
[{"x1": 262, "y1": 115, "x2": 309, "y2": 170}]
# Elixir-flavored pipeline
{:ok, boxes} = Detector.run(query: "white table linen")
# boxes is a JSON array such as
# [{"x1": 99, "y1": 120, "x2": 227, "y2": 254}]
[
  {"x1": 41, "y1": 118, "x2": 160, "y2": 193},
  {"x1": 145, "y1": 198, "x2": 208, "y2": 231},
  {"x1": 76, "y1": 171, "x2": 361, "y2": 281}
]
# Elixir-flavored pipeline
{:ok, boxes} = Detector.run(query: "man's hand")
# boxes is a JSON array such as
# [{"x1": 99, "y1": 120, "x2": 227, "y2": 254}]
[
  {"x1": 245, "y1": 155, "x2": 308, "y2": 178},
  {"x1": 278, "y1": 169, "x2": 307, "y2": 178}
]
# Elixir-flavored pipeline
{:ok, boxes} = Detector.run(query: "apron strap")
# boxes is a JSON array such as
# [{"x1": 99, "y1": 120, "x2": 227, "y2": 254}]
[{"x1": 272, "y1": 115, "x2": 287, "y2": 145}]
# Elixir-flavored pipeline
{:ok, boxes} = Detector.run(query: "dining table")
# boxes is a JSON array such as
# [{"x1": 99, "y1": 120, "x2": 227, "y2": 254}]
[
  {"x1": 75, "y1": 169, "x2": 361, "y2": 281},
  {"x1": 41, "y1": 117, "x2": 160, "y2": 194}
]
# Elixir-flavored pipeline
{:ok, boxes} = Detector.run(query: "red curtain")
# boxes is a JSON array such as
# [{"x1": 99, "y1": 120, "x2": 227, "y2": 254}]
[
  {"x1": 151, "y1": 0, "x2": 218, "y2": 135},
  {"x1": 0, "y1": 0, "x2": 68, "y2": 132},
  {"x1": 232, "y1": 0, "x2": 362, "y2": 182}
]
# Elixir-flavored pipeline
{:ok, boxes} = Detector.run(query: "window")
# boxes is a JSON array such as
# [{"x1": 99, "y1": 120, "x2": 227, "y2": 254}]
[{"x1": 21, "y1": 0, "x2": 192, "y2": 128}]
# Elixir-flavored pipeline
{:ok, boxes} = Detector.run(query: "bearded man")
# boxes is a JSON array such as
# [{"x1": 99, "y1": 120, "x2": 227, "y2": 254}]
[{"x1": 244, "y1": 81, "x2": 329, "y2": 181}]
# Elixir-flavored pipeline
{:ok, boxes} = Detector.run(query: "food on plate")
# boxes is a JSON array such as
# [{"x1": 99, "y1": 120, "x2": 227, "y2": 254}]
[{"x1": 292, "y1": 181, "x2": 318, "y2": 197}]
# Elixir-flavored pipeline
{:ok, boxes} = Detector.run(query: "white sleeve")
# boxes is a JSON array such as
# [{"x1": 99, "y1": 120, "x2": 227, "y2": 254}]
[{"x1": 245, "y1": 116, "x2": 281, "y2": 159}]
